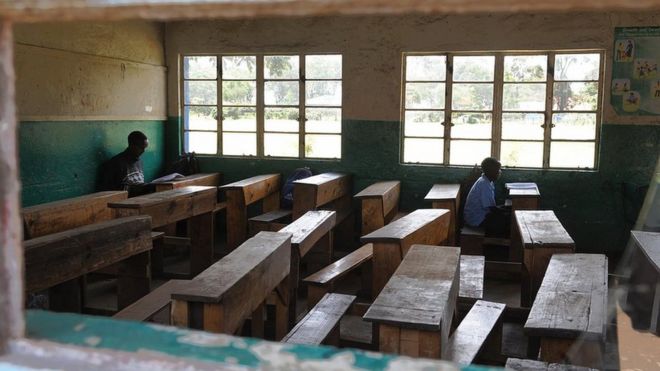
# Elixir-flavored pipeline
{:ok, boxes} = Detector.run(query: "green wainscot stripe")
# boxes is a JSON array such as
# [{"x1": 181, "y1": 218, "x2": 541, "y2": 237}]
[{"x1": 26, "y1": 310, "x2": 495, "y2": 370}]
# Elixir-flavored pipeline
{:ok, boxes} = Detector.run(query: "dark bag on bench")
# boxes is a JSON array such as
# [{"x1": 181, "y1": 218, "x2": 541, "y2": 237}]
[
  {"x1": 281, "y1": 167, "x2": 313, "y2": 209},
  {"x1": 167, "y1": 152, "x2": 200, "y2": 176}
]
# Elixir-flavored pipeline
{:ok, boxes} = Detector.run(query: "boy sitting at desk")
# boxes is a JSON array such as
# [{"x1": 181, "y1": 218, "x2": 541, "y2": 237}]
[
  {"x1": 102, "y1": 131, "x2": 154, "y2": 196},
  {"x1": 463, "y1": 157, "x2": 510, "y2": 238}
]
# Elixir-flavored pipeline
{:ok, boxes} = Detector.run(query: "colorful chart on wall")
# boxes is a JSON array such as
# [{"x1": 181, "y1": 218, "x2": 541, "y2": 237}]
[{"x1": 611, "y1": 27, "x2": 660, "y2": 115}]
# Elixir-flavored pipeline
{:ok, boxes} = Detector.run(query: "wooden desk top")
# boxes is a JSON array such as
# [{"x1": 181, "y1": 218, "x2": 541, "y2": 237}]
[
  {"x1": 515, "y1": 210, "x2": 574, "y2": 248},
  {"x1": 424, "y1": 184, "x2": 460, "y2": 201},
  {"x1": 354, "y1": 181, "x2": 400, "y2": 199},
  {"x1": 293, "y1": 172, "x2": 350, "y2": 187},
  {"x1": 363, "y1": 245, "x2": 460, "y2": 331},
  {"x1": 108, "y1": 186, "x2": 216, "y2": 209},
  {"x1": 361, "y1": 209, "x2": 449, "y2": 243},
  {"x1": 279, "y1": 210, "x2": 336, "y2": 256},
  {"x1": 154, "y1": 173, "x2": 221, "y2": 191},
  {"x1": 524, "y1": 254, "x2": 608, "y2": 340},
  {"x1": 631, "y1": 230, "x2": 660, "y2": 272},
  {"x1": 219, "y1": 174, "x2": 280, "y2": 190},
  {"x1": 23, "y1": 191, "x2": 127, "y2": 213}
]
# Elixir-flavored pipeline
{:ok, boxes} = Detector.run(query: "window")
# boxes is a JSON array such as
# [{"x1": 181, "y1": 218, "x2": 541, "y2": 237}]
[
  {"x1": 402, "y1": 51, "x2": 603, "y2": 169},
  {"x1": 182, "y1": 54, "x2": 342, "y2": 159}
]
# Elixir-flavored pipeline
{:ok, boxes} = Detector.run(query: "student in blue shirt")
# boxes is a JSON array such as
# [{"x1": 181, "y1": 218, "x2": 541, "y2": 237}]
[{"x1": 464, "y1": 157, "x2": 510, "y2": 237}]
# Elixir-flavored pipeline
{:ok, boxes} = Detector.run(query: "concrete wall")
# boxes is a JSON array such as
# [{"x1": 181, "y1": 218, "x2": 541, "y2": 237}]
[
  {"x1": 15, "y1": 21, "x2": 167, "y2": 206},
  {"x1": 165, "y1": 13, "x2": 660, "y2": 255}
]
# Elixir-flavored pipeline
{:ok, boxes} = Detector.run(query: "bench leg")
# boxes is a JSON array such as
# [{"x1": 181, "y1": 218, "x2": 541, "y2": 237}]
[
  {"x1": 226, "y1": 190, "x2": 247, "y2": 251},
  {"x1": 251, "y1": 301, "x2": 265, "y2": 339},
  {"x1": 288, "y1": 252, "x2": 301, "y2": 330},
  {"x1": 151, "y1": 228, "x2": 165, "y2": 277},
  {"x1": 117, "y1": 251, "x2": 151, "y2": 310},
  {"x1": 49, "y1": 277, "x2": 84, "y2": 313},
  {"x1": 275, "y1": 281, "x2": 290, "y2": 341},
  {"x1": 190, "y1": 211, "x2": 214, "y2": 276}
]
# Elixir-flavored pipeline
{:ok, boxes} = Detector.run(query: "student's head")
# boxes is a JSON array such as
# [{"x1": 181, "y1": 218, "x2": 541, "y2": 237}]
[
  {"x1": 128, "y1": 131, "x2": 149, "y2": 157},
  {"x1": 481, "y1": 157, "x2": 501, "y2": 182}
]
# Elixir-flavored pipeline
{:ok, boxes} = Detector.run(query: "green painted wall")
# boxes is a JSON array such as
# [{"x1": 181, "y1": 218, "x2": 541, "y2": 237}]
[
  {"x1": 168, "y1": 117, "x2": 659, "y2": 256},
  {"x1": 20, "y1": 120, "x2": 166, "y2": 207}
]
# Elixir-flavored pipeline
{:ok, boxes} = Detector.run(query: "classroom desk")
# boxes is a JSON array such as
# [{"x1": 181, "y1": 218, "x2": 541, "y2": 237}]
[
  {"x1": 424, "y1": 184, "x2": 461, "y2": 246},
  {"x1": 506, "y1": 182, "x2": 541, "y2": 211},
  {"x1": 108, "y1": 186, "x2": 217, "y2": 276},
  {"x1": 524, "y1": 254, "x2": 608, "y2": 369},
  {"x1": 514, "y1": 210, "x2": 575, "y2": 307},
  {"x1": 363, "y1": 245, "x2": 460, "y2": 359},
  {"x1": 354, "y1": 181, "x2": 401, "y2": 235},
  {"x1": 154, "y1": 173, "x2": 222, "y2": 192},
  {"x1": 292, "y1": 172, "x2": 352, "y2": 220},
  {"x1": 625, "y1": 230, "x2": 660, "y2": 335}
]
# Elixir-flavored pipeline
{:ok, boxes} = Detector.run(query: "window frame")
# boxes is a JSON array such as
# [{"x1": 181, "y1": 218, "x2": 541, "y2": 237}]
[
  {"x1": 180, "y1": 53, "x2": 343, "y2": 160},
  {"x1": 400, "y1": 50, "x2": 605, "y2": 170}
]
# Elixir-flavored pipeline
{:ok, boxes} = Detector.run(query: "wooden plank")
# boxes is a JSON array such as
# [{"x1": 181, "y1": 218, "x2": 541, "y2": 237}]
[
  {"x1": 283, "y1": 293, "x2": 355, "y2": 346},
  {"x1": 154, "y1": 173, "x2": 222, "y2": 192},
  {"x1": 424, "y1": 184, "x2": 460, "y2": 202},
  {"x1": 22, "y1": 191, "x2": 128, "y2": 238},
  {"x1": 364, "y1": 245, "x2": 459, "y2": 335},
  {"x1": 525, "y1": 254, "x2": 608, "y2": 341},
  {"x1": 220, "y1": 174, "x2": 280, "y2": 206},
  {"x1": 304, "y1": 243, "x2": 373, "y2": 285},
  {"x1": 279, "y1": 210, "x2": 336, "y2": 257},
  {"x1": 459, "y1": 255, "x2": 485, "y2": 301},
  {"x1": 171, "y1": 231, "x2": 291, "y2": 334},
  {"x1": 444, "y1": 300, "x2": 505, "y2": 364},
  {"x1": 24, "y1": 215, "x2": 152, "y2": 293},
  {"x1": 249, "y1": 209, "x2": 292, "y2": 223},
  {"x1": 505, "y1": 358, "x2": 598, "y2": 370},
  {"x1": 114, "y1": 280, "x2": 188, "y2": 322}
]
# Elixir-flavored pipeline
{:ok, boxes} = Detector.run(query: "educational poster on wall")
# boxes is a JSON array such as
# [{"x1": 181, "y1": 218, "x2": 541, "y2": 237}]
[{"x1": 612, "y1": 27, "x2": 660, "y2": 115}]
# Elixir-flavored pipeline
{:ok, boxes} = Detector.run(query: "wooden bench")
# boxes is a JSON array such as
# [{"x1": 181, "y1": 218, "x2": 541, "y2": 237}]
[
  {"x1": 424, "y1": 184, "x2": 460, "y2": 245},
  {"x1": 154, "y1": 173, "x2": 222, "y2": 192},
  {"x1": 304, "y1": 246, "x2": 484, "y2": 308},
  {"x1": 170, "y1": 231, "x2": 291, "y2": 335},
  {"x1": 277, "y1": 210, "x2": 336, "y2": 331},
  {"x1": 22, "y1": 190, "x2": 128, "y2": 239},
  {"x1": 282, "y1": 293, "x2": 356, "y2": 346},
  {"x1": 220, "y1": 174, "x2": 281, "y2": 251},
  {"x1": 363, "y1": 244, "x2": 459, "y2": 359},
  {"x1": 108, "y1": 186, "x2": 217, "y2": 277},
  {"x1": 524, "y1": 254, "x2": 608, "y2": 369},
  {"x1": 505, "y1": 358, "x2": 598, "y2": 370},
  {"x1": 444, "y1": 300, "x2": 505, "y2": 365},
  {"x1": 515, "y1": 210, "x2": 575, "y2": 307},
  {"x1": 113, "y1": 279, "x2": 188, "y2": 322},
  {"x1": 624, "y1": 230, "x2": 660, "y2": 335},
  {"x1": 24, "y1": 215, "x2": 153, "y2": 311},
  {"x1": 248, "y1": 209, "x2": 292, "y2": 236},
  {"x1": 360, "y1": 209, "x2": 450, "y2": 297},
  {"x1": 354, "y1": 181, "x2": 400, "y2": 236}
]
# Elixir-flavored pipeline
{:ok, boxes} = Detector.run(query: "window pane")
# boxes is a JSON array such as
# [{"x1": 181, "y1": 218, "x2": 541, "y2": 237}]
[
  {"x1": 406, "y1": 55, "x2": 446, "y2": 81},
  {"x1": 551, "y1": 113, "x2": 597, "y2": 140},
  {"x1": 553, "y1": 82, "x2": 598, "y2": 111},
  {"x1": 405, "y1": 83, "x2": 445, "y2": 109},
  {"x1": 184, "y1": 81, "x2": 217, "y2": 105},
  {"x1": 222, "y1": 107, "x2": 256, "y2": 132},
  {"x1": 554, "y1": 53, "x2": 600, "y2": 81},
  {"x1": 265, "y1": 108, "x2": 299, "y2": 132},
  {"x1": 223, "y1": 133, "x2": 257, "y2": 156},
  {"x1": 222, "y1": 81, "x2": 256, "y2": 105},
  {"x1": 451, "y1": 113, "x2": 491, "y2": 139},
  {"x1": 265, "y1": 133, "x2": 299, "y2": 157},
  {"x1": 501, "y1": 141, "x2": 543, "y2": 168},
  {"x1": 502, "y1": 113, "x2": 545, "y2": 140},
  {"x1": 305, "y1": 134, "x2": 341, "y2": 158},
  {"x1": 185, "y1": 131, "x2": 217, "y2": 155},
  {"x1": 503, "y1": 83, "x2": 546, "y2": 111},
  {"x1": 184, "y1": 106, "x2": 216, "y2": 131},
  {"x1": 265, "y1": 81, "x2": 299, "y2": 105},
  {"x1": 306, "y1": 81, "x2": 342, "y2": 106},
  {"x1": 306, "y1": 108, "x2": 341, "y2": 133},
  {"x1": 184, "y1": 56, "x2": 217, "y2": 79},
  {"x1": 503, "y1": 55, "x2": 547, "y2": 82},
  {"x1": 404, "y1": 111, "x2": 444, "y2": 137},
  {"x1": 222, "y1": 56, "x2": 256, "y2": 79},
  {"x1": 550, "y1": 141, "x2": 596, "y2": 168},
  {"x1": 449, "y1": 140, "x2": 491, "y2": 166},
  {"x1": 403, "y1": 138, "x2": 443, "y2": 164},
  {"x1": 265, "y1": 55, "x2": 299, "y2": 79},
  {"x1": 453, "y1": 56, "x2": 495, "y2": 81},
  {"x1": 451, "y1": 84, "x2": 493, "y2": 111},
  {"x1": 306, "y1": 55, "x2": 342, "y2": 79}
]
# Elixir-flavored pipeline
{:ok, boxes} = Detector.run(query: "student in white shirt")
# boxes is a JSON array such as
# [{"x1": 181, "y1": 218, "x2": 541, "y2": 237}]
[{"x1": 463, "y1": 157, "x2": 510, "y2": 237}]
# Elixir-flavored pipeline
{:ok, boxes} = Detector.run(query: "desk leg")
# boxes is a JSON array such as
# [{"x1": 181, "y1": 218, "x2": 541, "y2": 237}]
[
  {"x1": 117, "y1": 251, "x2": 151, "y2": 310},
  {"x1": 171, "y1": 299, "x2": 189, "y2": 327},
  {"x1": 540, "y1": 337, "x2": 603, "y2": 369},
  {"x1": 190, "y1": 212, "x2": 214, "y2": 276},
  {"x1": 432, "y1": 200, "x2": 456, "y2": 246},
  {"x1": 275, "y1": 281, "x2": 290, "y2": 341},
  {"x1": 287, "y1": 251, "x2": 301, "y2": 330},
  {"x1": 372, "y1": 242, "x2": 401, "y2": 299},
  {"x1": 379, "y1": 325, "x2": 441, "y2": 359},
  {"x1": 49, "y1": 278, "x2": 84, "y2": 313},
  {"x1": 361, "y1": 199, "x2": 385, "y2": 236},
  {"x1": 226, "y1": 190, "x2": 247, "y2": 251},
  {"x1": 251, "y1": 301, "x2": 265, "y2": 339}
]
